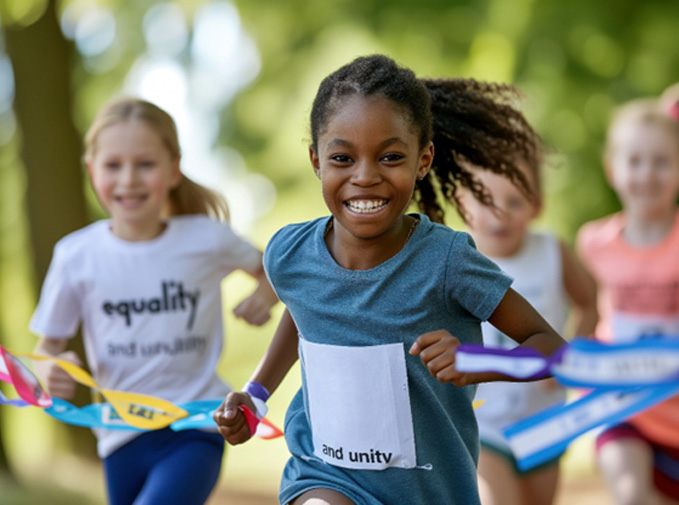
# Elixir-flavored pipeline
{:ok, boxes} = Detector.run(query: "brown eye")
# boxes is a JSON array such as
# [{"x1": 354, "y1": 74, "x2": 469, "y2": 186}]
[
  {"x1": 330, "y1": 154, "x2": 352, "y2": 164},
  {"x1": 381, "y1": 153, "x2": 405, "y2": 163}
]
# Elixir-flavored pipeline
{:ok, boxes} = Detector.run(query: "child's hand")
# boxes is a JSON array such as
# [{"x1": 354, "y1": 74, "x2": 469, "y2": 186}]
[
  {"x1": 213, "y1": 392, "x2": 258, "y2": 445},
  {"x1": 409, "y1": 330, "x2": 468, "y2": 386},
  {"x1": 33, "y1": 351, "x2": 80, "y2": 399},
  {"x1": 233, "y1": 281, "x2": 278, "y2": 326}
]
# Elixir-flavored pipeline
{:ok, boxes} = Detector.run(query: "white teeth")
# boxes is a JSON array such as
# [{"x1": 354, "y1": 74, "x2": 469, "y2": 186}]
[
  {"x1": 346, "y1": 199, "x2": 387, "y2": 213},
  {"x1": 115, "y1": 195, "x2": 146, "y2": 208}
]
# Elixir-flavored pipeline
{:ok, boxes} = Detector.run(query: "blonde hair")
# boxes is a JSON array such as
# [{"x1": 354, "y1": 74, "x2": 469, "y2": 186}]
[
  {"x1": 84, "y1": 97, "x2": 230, "y2": 221},
  {"x1": 606, "y1": 98, "x2": 679, "y2": 157}
]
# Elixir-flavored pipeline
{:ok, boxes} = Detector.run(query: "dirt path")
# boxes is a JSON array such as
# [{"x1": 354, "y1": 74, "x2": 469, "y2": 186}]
[{"x1": 210, "y1": 471, "x2": 612, "y2": 504}]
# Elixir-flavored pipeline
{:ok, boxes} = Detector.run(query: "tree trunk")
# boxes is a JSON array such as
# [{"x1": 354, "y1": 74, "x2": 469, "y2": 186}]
[
  {"x1": 0, "y1": 407, "x2": 12, "y2": 478},
  {"x1": 5, "y1": 0, "x2": 95, "y2": 458}
]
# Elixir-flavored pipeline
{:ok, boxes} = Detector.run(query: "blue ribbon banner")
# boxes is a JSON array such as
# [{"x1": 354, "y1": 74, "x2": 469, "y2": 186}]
[
  {"x1": 46, "y1": 398, "x2": 223, "y2": 431},
  {"x1": 504, "y1": 384, "x2": 679, "y2": 471},
  {"x1": 456, "y1": 337, "x2": 679, "y2": 471}
]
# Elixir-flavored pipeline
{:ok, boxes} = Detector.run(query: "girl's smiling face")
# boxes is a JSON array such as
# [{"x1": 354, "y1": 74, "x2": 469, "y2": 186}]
[
  {"x1": 310, "y1": 95, "x2": 433, "y2": 246},
  {"x1": 88, "y1": 119, "x2": 181, "y2": 241},
  {"x1": 463, "y1": 164, "x2": 540, "y2": 258},
  {"x1": 606, "y1": 119, "x2": 679, "y2": 220}
]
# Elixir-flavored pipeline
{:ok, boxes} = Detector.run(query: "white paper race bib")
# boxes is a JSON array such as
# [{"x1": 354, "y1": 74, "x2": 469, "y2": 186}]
[{"x1": 300, "y1": 338, "x2": 417, "y2": 470}]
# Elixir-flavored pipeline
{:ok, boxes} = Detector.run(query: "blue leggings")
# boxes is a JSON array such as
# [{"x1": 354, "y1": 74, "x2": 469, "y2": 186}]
[{"x1": 103, "y1": 429, "x2": 224, "y2": 505}]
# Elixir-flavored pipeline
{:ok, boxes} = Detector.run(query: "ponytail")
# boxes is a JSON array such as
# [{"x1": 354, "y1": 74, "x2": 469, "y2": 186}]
[
  {"x1": 168, "y1": 175, "x2": 230, "y2": 221},
  {"x1": 305, "y1": 56, "x2": 543, "y2": 225},
  {"x1": 415, "y1": 78, "x2": 542, "y2": 223}
]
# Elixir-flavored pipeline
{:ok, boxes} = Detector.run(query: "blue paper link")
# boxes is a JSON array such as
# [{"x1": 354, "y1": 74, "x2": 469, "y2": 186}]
[
  {"x1": 45, "y1": 398, "x2": 223, "y2": 431},
  {"x1": 504, "y1": 383, "x2": 679, "y2": 471}
]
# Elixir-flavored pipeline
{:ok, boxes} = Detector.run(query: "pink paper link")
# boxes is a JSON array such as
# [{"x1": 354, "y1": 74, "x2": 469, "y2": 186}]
[{"x1": 0, "y1": 346, "x2": 52, "y2": 408}]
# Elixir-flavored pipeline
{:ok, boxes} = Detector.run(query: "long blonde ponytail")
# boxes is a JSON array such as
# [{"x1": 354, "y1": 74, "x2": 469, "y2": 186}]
[{"x1": 169, "y1": 175, "x2": 230, "y2": 221}]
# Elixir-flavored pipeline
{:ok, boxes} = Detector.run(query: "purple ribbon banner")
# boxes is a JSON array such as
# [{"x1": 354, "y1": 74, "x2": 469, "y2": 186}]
[
  {"x1": 456, "y1": 337, "x2": 679, "y2": 470},
  {"x1": 456, "y1": 338, "x2": 679, "y2": 388}
]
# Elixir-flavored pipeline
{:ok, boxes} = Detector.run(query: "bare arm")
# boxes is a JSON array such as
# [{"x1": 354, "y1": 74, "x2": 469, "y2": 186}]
[
  {"x1": 248, "y1": 308, "x2": 300, "y2": 395},
  {"x1": 35, "y1": 337, "x2": 69, "y2": 356},
  {"x1": 488, "y1": 288, "x2": 565, "y2": 355},
  {"x1": 560, "y1": 240, "x2": 598, "y2": 337},
  {"x1": 233, "y1": 263, "x2": 279, "y2": 326},
  {"x1": 214, "y1": 308, "x2": 299, "y2": 444},
  {"x1": 471, "y1": 288, "x2": 566, "y2": 383},
  {"x1": 411, "y1": 288, "x2": 567, "y2": 386}
]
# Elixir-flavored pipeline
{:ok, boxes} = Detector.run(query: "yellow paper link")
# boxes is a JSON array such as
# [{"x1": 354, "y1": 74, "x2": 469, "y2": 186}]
[
  {"x1": 102, "y1": 389, "x2": 188, "y2": 430},
  {"x1": 22, "y1": 352, "x2": 482, "y2": 428},
  {"x1": 26, "y1": 353, "x2": 98, "y2": 388},
  {"x1": 22, "y1": 353, "x2": 188, "y2": 430}
]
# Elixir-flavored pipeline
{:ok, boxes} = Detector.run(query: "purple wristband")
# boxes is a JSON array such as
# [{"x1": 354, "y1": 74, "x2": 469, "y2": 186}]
[{"x1": 244, "y1": 381, "x2": 270, "y2": 403}]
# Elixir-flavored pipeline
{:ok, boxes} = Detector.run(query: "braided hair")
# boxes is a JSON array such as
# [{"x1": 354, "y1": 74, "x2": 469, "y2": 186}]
[
  {"x1": 309, "y1": 55, "x2": 541, "y2": 224},
  {"x1": 310, "y1": 54, "x2": 432, "y2": 151}
]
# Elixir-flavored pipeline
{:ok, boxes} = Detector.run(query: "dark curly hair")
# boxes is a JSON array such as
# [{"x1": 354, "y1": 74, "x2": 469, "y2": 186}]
[
  {"x1": 418, "y1": 78, "x2": 542, "y2": 223},
  {"x1": 309, "y1": 55, "x2": 541, "y2": 223}
]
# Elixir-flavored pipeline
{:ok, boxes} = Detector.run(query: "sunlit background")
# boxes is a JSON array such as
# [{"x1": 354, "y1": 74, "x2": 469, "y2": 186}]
[{"x1": 0, "y1": 0, "x2": 677, "y2": 503}]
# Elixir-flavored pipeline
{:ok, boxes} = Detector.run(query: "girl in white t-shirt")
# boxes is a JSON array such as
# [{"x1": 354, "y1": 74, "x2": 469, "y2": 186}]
[{"x1": 30, "y1": 97, "x2": 277, "y2": 505}]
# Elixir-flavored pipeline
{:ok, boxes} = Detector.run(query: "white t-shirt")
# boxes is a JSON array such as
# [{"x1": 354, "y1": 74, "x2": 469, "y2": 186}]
[
  {"x1": 30, "y1": 215, "x2": 261, "y2": 457},
  {"x1": 475, "y1": 232, "x2": 569, "y2": 453}
]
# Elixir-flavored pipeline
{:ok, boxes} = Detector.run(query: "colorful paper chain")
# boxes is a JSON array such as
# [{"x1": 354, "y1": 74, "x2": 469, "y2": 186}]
[
  {"x1": 0, "y1": 345, "x2": 282, "y2": 438},
  {"x1": 456, "y1": 337, "x2": 679, "y2": 470}
]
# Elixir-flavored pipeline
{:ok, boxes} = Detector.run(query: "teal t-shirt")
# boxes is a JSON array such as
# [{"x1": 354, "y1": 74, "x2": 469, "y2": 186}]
[{"x1": 264, "y1": 214, "x2": 512, "y2": 505}]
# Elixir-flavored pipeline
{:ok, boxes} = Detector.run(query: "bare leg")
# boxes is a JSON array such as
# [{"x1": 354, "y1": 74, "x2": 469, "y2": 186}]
[
  {"x1": 478, "y1": 449, "x2": 522, "y2": 505},
  {"x1": 520, "y1": 461, "x2": 560, "y2": 505},
  {"x1": 598, "y1": 438, "x2": 661, "y2": 505},
  {"x1": 291, "y1": 488, "x2": 356, "y2": 505}
]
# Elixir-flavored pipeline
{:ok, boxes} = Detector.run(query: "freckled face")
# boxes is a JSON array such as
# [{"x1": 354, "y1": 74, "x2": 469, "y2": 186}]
[{"x1": 310, "y1": 95, "x2": 433, "y2": 243}]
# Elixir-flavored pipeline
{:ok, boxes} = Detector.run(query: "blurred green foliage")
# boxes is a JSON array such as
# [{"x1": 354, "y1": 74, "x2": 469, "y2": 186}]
[
  {"x1": 230, "y1": 0, "x2": 677, "y2": 238},
  {"x1": 0, "y1": 0, "x2": 677, "y2": 500}
]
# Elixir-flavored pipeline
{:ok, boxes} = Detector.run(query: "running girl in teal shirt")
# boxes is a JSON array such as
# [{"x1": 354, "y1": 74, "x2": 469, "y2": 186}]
[{"x1": 215, "y1": 55, "x2": 566, "y2": 505}]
